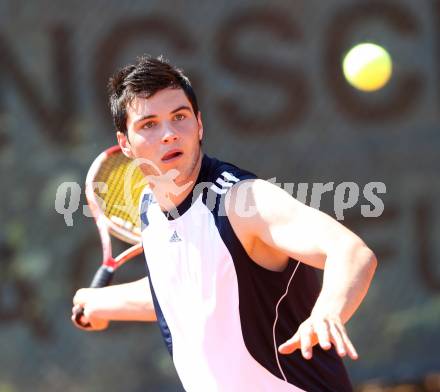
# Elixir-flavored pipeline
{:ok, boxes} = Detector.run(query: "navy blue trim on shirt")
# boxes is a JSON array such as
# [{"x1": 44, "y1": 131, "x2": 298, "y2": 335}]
[{"x1": 144, "y1": 260, "x2": 173, "y2": 357}]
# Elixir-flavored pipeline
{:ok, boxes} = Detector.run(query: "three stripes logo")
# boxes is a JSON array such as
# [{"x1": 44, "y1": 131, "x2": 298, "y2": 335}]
[
  {"x1": 210, "y1": 171, "x2": 240, "y2": 195},
  {"x1": 169, "y1": 230, "x2": 182, "y2": 243}
]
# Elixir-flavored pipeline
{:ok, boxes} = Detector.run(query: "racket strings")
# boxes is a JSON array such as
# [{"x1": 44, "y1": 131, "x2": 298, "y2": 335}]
[{"x1": 93, "y1": 152, "x2": 145, "y2": 232}]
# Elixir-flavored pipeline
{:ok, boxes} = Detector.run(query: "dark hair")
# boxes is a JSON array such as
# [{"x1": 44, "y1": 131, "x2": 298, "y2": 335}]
[{"x1": 108, "y1": 55, "x2": 199, "y2": 134}]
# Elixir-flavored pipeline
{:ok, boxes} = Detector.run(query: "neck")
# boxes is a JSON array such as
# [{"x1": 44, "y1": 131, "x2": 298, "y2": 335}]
[{"x1": 151, "y1": 152, "x2": 203, "y2": 213}]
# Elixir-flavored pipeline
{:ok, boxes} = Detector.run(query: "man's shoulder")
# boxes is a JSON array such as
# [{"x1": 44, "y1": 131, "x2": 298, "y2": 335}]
[{"x1": 203, "y1": 154, "x2": 257, "y2": 187}]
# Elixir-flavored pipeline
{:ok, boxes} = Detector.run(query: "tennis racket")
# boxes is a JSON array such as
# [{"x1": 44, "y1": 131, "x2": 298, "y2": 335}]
[{"x1": 74, "y1": 145, "x2": 146, "y2": 328}]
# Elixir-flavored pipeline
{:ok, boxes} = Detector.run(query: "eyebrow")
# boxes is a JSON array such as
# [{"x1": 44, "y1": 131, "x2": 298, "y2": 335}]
[
  {"x1": 170, "y1": 105, "x2": 192, "y2": 114},
  {"x1": 134, "y1": 105, "x2": 192, "y2": 126}
]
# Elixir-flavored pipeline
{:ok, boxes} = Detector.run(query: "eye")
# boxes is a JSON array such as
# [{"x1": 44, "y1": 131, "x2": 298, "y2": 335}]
[
  {"x1": 173, "y1": 113, "x2": 186, "y2": 121},
  {"x1": 142, "y1": 121, "x2": 157, "y2": 129}
]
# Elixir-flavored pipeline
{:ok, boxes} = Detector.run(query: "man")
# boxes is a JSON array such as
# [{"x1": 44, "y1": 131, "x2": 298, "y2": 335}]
[{"x1": 72, "y1": 56, "x2": 377, "y2": 392}]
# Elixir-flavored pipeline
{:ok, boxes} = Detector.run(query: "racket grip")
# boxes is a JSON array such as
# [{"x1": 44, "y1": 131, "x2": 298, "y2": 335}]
[{"x1": 90, "y1": 265, "x2": 114, "y2": 288}]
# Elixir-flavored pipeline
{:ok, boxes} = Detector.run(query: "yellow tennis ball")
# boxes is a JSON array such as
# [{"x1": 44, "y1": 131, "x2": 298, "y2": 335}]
[{"x1": 343, "y1": 43, "x2": 392, "y2": 92}]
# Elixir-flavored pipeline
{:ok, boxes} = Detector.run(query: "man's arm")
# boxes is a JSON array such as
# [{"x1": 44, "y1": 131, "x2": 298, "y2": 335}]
[
  {"x1": 72, "y1": 277, "x2": 157, "y2": 331},
  {"x1": 227, "y1": 179, "x2": 377, "y2": 360}
]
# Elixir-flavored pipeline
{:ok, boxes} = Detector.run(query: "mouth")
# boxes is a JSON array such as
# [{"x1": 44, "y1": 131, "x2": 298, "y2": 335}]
[{"x1": 161, "y1": 149, "x2": 183, "y2": 162}]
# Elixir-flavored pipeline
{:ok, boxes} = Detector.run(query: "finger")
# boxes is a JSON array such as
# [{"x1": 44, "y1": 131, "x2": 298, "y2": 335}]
[
  {"x1": 82, "y1": 306, "x2": 102, "y2": 328},
  {"x1": 72, "y1": 304, "x2": 82, "y2": 315},
  {"x1": 71, "y1": 312, "x2": 91, "y2": 330},
  {"x1": 72, "y1": 313, "x2": 109, "y2": 331},
  {"x1": 72, "y1": 306, "x2": 84, "y2": 326},
  {"x1": 335, "y1": 323, "x2": 358, "y2": 360},
  {"x1": 73, "y1": 289, "x2": 87, "y2": 306},
  {"x1": 313, "y1": 320, "x2": 332, "y2": 350},
  {"x1": 72, "y1": 302, "x2": 95, "y2": 329},
  {"x1": 299, "y1": 324, "x2": 314, "y2": 360},
  {"x1": 278, "y1": 332, "x2": 300, "y2": 355},
  {"x1": 328, "y1": 322, "x2": 346, "y2": 357}
]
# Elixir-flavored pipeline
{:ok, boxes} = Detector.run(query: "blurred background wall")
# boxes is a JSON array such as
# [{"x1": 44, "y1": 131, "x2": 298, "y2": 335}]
[{"x1": 0, "y1": 0, "x2": 439, "y2": 391}]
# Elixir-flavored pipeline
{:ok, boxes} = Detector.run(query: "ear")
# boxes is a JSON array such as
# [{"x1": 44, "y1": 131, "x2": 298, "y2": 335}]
[
  {"x1": 117, "y1": 131, "x2": 134, "y2": 158},
  {"x1": 197, "y1": 111, "x2": 204, "y2": 142}
]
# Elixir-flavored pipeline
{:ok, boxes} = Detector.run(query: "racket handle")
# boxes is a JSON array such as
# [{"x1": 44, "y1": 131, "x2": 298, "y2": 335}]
[
  {"x1": 90, "y1": 265, "x2": 114, "y2": 288},
  {"x1": 73, "y1": 266, "x2": 115, "y2": 328},
  {"x1": 74, "y1": 307, "x2": 90, "y2": 328}
]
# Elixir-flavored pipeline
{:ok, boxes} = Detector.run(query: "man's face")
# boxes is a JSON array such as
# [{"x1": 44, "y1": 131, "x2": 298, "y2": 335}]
[{"x1": 118, "y1": 88, "x2": 203, "y2": 186}]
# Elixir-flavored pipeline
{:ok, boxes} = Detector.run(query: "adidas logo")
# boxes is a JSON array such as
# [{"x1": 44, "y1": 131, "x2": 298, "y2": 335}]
[{"x1": 169, "y1": 230, "x2": 182, "y2": 242}]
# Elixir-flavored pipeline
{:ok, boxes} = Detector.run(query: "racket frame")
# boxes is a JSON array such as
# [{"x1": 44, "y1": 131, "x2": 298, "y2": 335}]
[{"x1": 85, "y1": 145, "x2": 143, "y2": 271}]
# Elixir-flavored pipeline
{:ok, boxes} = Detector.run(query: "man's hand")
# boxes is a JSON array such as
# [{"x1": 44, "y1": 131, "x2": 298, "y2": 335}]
[
  {"x1": 278, "y1": 314, "x2": 358, "y2": 360},
  {"x1": 71, "y1": 288, "x2": 110, "y2": 331},
  {"x1": 71, "y1": 278, "x2": 157, "y2": 329}
]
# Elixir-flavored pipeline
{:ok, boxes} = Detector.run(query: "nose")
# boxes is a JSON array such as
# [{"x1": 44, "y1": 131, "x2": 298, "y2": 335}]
[{"x1": 161, "y1": 125, "x2": 178, "y2": 144}]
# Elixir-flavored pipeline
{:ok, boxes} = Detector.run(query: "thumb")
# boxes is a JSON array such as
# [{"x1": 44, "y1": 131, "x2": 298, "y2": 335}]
[
  {"x1": 278, "y1": 333, "x2": 300, "y2": 355},
  {"x1": 72, "y1": 304, "x2": 83, "y2": 315}
]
